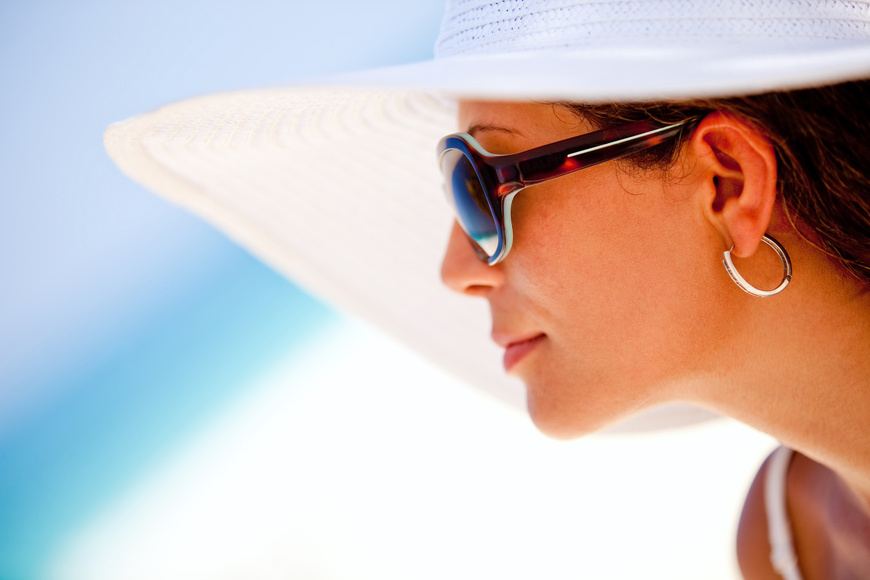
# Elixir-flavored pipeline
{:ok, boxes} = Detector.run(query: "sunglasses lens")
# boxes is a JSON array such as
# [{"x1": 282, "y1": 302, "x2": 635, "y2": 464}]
[{"x1": 440, "y1": 149, "x2": 499, "y2": 258}]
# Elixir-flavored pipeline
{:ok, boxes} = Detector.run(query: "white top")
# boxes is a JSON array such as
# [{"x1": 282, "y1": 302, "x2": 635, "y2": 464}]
[{"x1": 765, "y1": 446, "x2": 804, "y2": 580}]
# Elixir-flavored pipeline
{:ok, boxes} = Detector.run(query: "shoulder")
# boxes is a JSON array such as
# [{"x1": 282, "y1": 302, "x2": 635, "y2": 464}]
[
  {"x1": 738, "y1": 447, "x2": 870, "y2": 578},
  {"x1": 736, "y1": 449, "x2": 783, "y2": 580}
]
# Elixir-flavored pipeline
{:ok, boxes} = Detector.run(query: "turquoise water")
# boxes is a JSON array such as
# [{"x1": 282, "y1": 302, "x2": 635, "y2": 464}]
[{"x1": 0, "y1": 251, "x2": 335, "y2": 580}]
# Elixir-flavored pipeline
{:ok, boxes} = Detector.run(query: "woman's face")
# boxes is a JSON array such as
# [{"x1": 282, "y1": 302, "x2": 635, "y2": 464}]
[{"x1": 441, "y1": 101, "x2": 732, "y2": 438}]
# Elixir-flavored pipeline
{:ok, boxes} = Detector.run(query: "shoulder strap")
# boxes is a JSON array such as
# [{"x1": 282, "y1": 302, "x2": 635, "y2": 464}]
[{"x1": 764, "y1": 445, "x2": 804, "y2": 580}]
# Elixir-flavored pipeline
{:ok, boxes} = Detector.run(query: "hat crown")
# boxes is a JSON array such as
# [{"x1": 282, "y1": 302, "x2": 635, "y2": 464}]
[{"x1": 435, "y1": 0, "x2": 870, "y2": 58}]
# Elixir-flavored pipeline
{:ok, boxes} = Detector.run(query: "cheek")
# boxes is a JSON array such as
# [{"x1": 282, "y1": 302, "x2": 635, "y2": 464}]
[
  {"x1": 510, "y1": 170, "x2": 684, "y2": 318},
  {"x1": 505, "y1": 171, "x2": 722, "y2": 433}
]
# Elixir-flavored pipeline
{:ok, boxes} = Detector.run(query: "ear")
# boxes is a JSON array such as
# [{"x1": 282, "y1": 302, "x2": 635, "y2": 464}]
[{"x1": 688, "y1": 111, "x2": 778, "y2": 258}]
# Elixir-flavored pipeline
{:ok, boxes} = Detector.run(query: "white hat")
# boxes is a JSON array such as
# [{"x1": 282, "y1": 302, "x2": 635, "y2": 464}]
[{"x1": 104, "y1": 0, "x2": 870, "y2": 430}]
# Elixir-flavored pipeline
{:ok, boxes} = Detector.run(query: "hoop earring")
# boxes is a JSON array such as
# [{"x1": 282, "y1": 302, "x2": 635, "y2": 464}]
[{"x1": 722, "y1": 234, "x2": 792, "y2": 297}]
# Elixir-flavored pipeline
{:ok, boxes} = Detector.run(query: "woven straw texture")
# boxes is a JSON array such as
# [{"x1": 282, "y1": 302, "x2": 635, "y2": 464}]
[{"x1": 437, "y1": 0, "x2": 870, "y2": 57}]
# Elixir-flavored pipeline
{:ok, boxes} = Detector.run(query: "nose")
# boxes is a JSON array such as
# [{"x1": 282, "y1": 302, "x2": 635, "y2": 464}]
[{"x1": 440, "y1": 221, "x2": 505, "y2": 297}]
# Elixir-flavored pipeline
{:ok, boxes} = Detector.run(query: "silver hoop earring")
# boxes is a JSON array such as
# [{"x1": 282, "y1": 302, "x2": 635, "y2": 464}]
[{"x1": 722, "y1": 234, "x2": 792, "y2": 297}]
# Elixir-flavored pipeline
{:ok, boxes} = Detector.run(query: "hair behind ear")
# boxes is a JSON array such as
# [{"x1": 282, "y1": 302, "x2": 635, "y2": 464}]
[{"x1": 568, "y1": 80, "x2": 870, "y2": 286}]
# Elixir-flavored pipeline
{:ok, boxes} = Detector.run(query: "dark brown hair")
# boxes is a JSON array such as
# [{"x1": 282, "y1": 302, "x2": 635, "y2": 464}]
[{"x1": 567, "y1": 79, "x2": 870, "y2": 285}]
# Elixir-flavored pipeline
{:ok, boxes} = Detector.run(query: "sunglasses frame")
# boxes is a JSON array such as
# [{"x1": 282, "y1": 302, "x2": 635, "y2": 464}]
[{"x1": 438, "y1": 118, "x2": 695, "y2": 264}]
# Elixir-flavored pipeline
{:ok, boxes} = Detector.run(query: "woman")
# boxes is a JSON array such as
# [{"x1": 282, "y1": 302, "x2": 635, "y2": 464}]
[
  {"x1": 439, "y1": 89, "x2": 870, "y2": 577},
  {"x1": 106, "y1": 0, "x2": 870, "y2": 577}
]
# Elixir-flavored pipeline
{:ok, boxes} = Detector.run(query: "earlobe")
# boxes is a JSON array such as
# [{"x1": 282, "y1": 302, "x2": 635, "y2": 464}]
[{"x1": 690, "y1": 112, "x2": 778, "y2": 259}]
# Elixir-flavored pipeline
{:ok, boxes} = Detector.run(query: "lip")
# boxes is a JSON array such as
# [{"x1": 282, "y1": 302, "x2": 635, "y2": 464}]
[{"x1": 495, "y1": 332, "x2": 546, "y2": 372}]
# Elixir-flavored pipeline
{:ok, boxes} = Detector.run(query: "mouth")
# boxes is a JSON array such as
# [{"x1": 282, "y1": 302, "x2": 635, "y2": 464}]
[{"x1": 499, "y1": 333, "x2": 546, "y2": 372}]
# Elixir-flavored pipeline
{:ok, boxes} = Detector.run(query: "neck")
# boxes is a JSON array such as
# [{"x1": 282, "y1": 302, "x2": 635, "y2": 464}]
[{"x1": 690, "y1": 232, "x2": 870, "y2": 503}]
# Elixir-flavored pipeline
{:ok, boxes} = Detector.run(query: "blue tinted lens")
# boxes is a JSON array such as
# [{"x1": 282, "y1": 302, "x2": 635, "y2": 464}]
[{"x1": 440, "y1": 149, "x2": 499, "y2": 257}]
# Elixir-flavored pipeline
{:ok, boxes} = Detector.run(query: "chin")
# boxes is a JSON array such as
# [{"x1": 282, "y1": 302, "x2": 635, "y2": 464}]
[
  {"x1": 525, "y1": 387, "x2": 612, "y2": 440},
  {"x1": 523, "y1": 374, "x2": 650, "y2": 440}
]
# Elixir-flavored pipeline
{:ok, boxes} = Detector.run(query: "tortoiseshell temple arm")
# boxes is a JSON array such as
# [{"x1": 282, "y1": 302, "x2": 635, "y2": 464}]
[{"x1": 491, "y1": 119, "x2": 695, "y2": 195}]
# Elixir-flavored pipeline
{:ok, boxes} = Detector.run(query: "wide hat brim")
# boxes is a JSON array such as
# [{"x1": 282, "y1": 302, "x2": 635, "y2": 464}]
[{"x1": 105, "y1": 47, "x2": 870, "y2": 431}]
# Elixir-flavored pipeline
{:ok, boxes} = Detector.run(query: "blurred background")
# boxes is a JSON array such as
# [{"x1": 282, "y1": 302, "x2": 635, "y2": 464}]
[{"x1": 1, "y1": 2, "x2": 776, "y2": 579}]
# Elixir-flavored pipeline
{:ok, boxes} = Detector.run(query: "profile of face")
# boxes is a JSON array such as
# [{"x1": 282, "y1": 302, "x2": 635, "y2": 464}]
[{"x1": 441, "y1": 101, "x2": 781, "y2": 438}]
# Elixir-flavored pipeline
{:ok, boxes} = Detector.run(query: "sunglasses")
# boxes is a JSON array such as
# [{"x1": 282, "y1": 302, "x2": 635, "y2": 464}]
[{"x1": 437, "y1": 118, "x2": 694, "y2": 265}]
